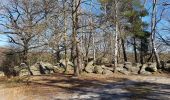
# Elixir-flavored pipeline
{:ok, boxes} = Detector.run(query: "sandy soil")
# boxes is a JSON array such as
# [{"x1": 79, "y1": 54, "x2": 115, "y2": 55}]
[{"x1": 0, "y1": 73, "x2": 170, "y2": 100}]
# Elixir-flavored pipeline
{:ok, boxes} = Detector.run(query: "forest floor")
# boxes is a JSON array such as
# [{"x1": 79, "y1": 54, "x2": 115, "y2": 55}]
[{"x1": 0, "y1": 73, "x2": 170, "y2": 100}]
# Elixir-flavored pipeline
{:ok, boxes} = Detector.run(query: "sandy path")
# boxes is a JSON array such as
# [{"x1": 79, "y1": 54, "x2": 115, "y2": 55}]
[{"x1": 0, "y1": 74, "x2": 170, "y2": 100}]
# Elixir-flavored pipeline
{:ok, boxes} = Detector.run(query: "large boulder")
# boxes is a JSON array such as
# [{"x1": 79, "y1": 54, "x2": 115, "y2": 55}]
[
  {"x1": 140, "y1": 64, "x2": 152, "y2": 75},
  {"x1": 96, "y1": 58, "x2": 109, "y2": 65},
  {"x1": 130, "y1": 63, "x2": 141, "y2": 74},
  {"x1": 13, "y1": 65, "x2": 30, "y2": 76},
  {"x1": 102, "y1": 69, "x2": 113, "y2": 75},
  {"x1": 94, "y1": 65, "x2": 103, "y2": 74},
  {"x1": 115, "y1": 64, "x2": 124, "y2": 72},
  {"x1": 124, "y1": 62, "x2": 132, "y2": 70},
  {"x1": 146, "y1": 62, "x2": 157, "y2": 72},
  {"x1": 30, "y1": 64, "x2": 41, "y2": 75},
  {"x1": 19, "y1": 68, "x2": 30, "y2": 76},
  {"x1": 59, "y1": 59, "x2": 74, "y2": 71},
  {"x1": 163, "y1": 61, "x2": 170, "y2": 71},
  {"x1": 13, "y1": 66, "x2": 20, "y2": 74},
  {"x1": 37, "y1": 62, "x2": 55, "y2": 74},
  {"x1": 123, "y1": 62, "x2": 140, "y2": 75},
  {"x1": 19, "y1": 63, "x2": 31, "y2": 76},
  {"x1": 30, "y1": 62, "x2": 58, "y2": 75},
  {"x1": 115, "y1": 64, "x2": 130, "y2": 75},
  {"x1": 85, "y1": 61, "x2": 95, "y2": 73},
  {"x1": 140, "y1": 70, "x2": 152, "y2": 75},
  {"x1": 101, "y1": 65, "x2": 113, "y2": 71},
  {"x1": 53, "y1": 65, "x2": 65, "y2": 73},
  {"x1": 0, "y1": 71, "x2": 4, "y2": 77},
  {"x1": 119, "y1": 70, "x2": 130, "y2": 75}
]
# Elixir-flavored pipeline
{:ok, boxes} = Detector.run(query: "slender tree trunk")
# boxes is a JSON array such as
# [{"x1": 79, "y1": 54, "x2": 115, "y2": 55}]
[
  {"x1": 151, "y1": 0, "x2": 160, "y2": 68},
  {"x1": 23, "y1": 43, "x2": 33, "y2": 75},
  {"x1": 90, "y1": 0, "x2": 96, "y2": 62},
  {"x1": 121, "y1": 38, "x2": 127, "y2": 62},
  {"x1": 72, "y1": 0, "x2": 82, "y2": 76},
  {"x1": 140, "y1": 40, "x2": 144, "y2": 64},
  {"x1": 63, "y1": 0, "x2": 68, "y2": 73},
  {"x1": 55, "y1": 45, "x2": 61, "y2": 62},
  {"x1": 114, "y1": 0, "x2": 119, "y2": 71},
  {"x1": 133, "y1": 37, "x2": 138, "y2": 63}
]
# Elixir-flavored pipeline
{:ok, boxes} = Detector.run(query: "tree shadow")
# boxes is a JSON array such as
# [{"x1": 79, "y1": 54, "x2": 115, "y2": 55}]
[{"x1": 29, "y1": 74, "x2": 170, "y2": 100}]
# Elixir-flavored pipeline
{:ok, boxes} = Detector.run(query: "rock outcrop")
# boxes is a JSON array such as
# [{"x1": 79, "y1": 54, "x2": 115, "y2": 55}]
[
  {"x1": 85, "y1": 61, "x2": 95, "y2": 73},
  {"x1": 94, "y1": 65, "x2": 103, "y2": 74},
  {"x1": 115, "y1": 62, "x2": 157, "y2": 75}
]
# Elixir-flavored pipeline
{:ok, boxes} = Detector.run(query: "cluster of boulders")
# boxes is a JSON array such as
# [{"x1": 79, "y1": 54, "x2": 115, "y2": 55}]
[
  {"x1": 1, "y1": 58, "x2": 170, "y2": 77},
  {"x1": 116, "y1": 62, "x2": 158, "y2": 75},
  {"x1": 84, "y1": 61, "x2": 159, "y2": 75},
  {"x1": 12, "y1": 62, "x2": 55, "y2": 76},
  {"x1": 4, "y1": 59, "x2": 74, "y2": 77},
  {"x1": 85, "y1": 61, "x2": 114, "y2": 75}
]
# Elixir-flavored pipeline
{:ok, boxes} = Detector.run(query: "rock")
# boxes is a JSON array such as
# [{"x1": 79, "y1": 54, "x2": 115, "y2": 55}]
[
  {"x1": 20, "y1": 63, "x2": 27, "y2": 67},
  {"x1": 146, "y1": 62, "x2": 157, "y2": 72},
  {"x1": 59, "y1": 59, "x2": 74, "y2": 71},
  {"x1": 19, "y1": 63, "x2": 31, "y2": 76},
  {"x1": 164, "y1": 63, "x2": 170, "y2": 71},
  {"x1": 13, "y1": 66, "x2": 20, "y2": 74},
  {"x1": 140, "y1": 64, "x2": 152, "y2": 75},
  {"x1": 130, "y1": 67, "x2": 140, "y2": 74},
  {"x1": 140, "y1": 64, "x2": 147, "y2": 72},
  {"x1": 166, "y1": 60, "x2": 170, "y2": 63},
  {"x1": 12, "y1": 64, "x2": 30, "y2": 76},
  {"x1": 140, "y1": 70, "x2": 152, "y2": 75},
  {"x1": 59, "y1": 59, "x2": 74, "y2": 67},
  {"x1": 139, "y1": 62, "x2": 157, "y2": 75},
  {"x1": 115, "y1": 64, "x2": 124, "y2": 72},
  {"x1": 0, "y1": 71, "x2": 4, "y2": 77},
  {"x1": 124, "y1": 62, "x2": 132, "y2": 70},
  {"x1": 101, "y1": 65, "x2": 113, "y2": 71},
  {"x1": 94, "y1": 65, "x2": 103, "y2": 74},
  {"x1": 30, "y1": 65, "x2": 41, "y2": 75},
  {"x1": 30, "y1": 62, "x2": 57, "y2": 75},
  {"x1": 102, "y1": 69, "x2": 113, "y2": 75},
  {"x1": 85, "y1": 61, "x2": 94, "y2": 73},
  {"x1": 53, "y1": 65, "x2": 65, "y2": 73},
  {"x1": 40, "y1": 62, "x2": 53, "y2": 69},
  {"x1": 122, "y1": 62, "x2": 140, "y2": 75},
  {"x1": 132, "y1": 63, "x2": 142, "y2": 68},
  {"x1": 101, "y1": 58, "x2": 109, "y2": 64},
  {"x1": 96, "y1": 58, "x2": 109, "y2": 64},
  {"x1": 19, "y1": 68, "x2": 30, "y2": 76},
  {"x1": 119, "y1": 70, "x2": 130, "y2": 75},
  {"x1": 130, "y1": 63, "x2": 141, "y2": 74},
  {"x1": 37, "y1": 62, "x2": 55, "y2": 74}
]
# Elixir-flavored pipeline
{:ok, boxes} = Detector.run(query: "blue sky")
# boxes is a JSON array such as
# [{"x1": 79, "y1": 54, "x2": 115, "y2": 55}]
[{"x1": 0, "y1": 34, "x2": 9, "y2": 47}]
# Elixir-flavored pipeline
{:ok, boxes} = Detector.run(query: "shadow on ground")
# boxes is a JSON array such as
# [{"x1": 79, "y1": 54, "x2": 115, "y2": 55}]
[{"x1": 27, "y1": 73, "x2": 170, "y2": 100}]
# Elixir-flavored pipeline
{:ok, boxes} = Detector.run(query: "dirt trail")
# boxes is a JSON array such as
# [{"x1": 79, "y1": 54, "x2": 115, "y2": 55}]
[{"x1": 0, "y1": 74, "x2": 170, "y2": 100}]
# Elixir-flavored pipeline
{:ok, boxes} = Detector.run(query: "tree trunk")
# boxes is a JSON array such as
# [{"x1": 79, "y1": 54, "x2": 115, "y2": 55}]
[
  {"x1": 133, "y1": 37, "x2": 138, "y2": 63},
  {"x1": 89, "y1": 0, "x2": 96, "y2": 62},
  {"x1": 63, "y1": 0, "x2": 68, "y2": 73},
  {"x1": 23, "y1": 43, "x2": 33, "y2": 75},
  {"x1": 114, "y1": 0, "x2": 119, "y2": 71},
  {"x1": 72, "y1": 0, "x2": 81, "y2": 76},
  {"x1": 151, "y1": 0, "x2": 160, "y2": 68},
  {"x1": 140, "y1": 40, "x2": 144, "y2": 64},
  {"x1": 121, "y1": 38, "x2": 127, "y2": 62},
  {"x1": 55, "y1": 45, "x2": 61, "y2": 62}
]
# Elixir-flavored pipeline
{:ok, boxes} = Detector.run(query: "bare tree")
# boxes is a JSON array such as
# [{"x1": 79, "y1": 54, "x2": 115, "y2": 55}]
[{"x1": 0, "y1": 0, "x2": 50, "y2": 74}]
